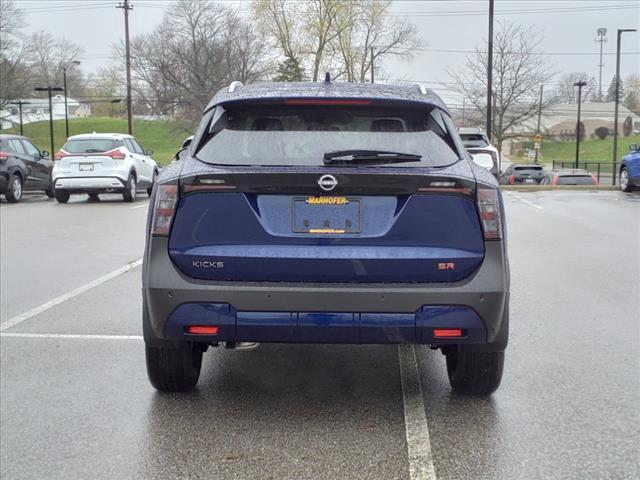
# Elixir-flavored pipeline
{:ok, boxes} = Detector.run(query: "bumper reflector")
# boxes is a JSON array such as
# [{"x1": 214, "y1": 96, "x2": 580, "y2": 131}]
[
  {"x1": 185, "y1": 325, "x2": 219, "y2": 335},
  {"x1": 433, "y1": 329, "x2": 464, "y2": 338}
]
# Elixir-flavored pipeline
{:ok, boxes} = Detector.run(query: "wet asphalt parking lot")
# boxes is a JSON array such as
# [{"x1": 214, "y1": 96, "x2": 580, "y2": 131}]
[{"x1": 1, "y1": 190, "x2": 639, "y2": 480}]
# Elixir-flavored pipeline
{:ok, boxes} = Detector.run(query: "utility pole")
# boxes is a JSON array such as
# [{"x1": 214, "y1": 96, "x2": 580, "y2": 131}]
[
  {"x1": 34, "y1": 86, "x2": 63, "y2": 158},
  {"x1": 117, "y1": 0, "x2": 133, "y2": 134},
  {"x1": 612, "y1": 28, "x2": 637, "y2": 184},
  {"x1": 595, "y1": 28, "x2": 607, "y2": 101},
  {"x1": 534, "y1": 84, "x2": 544, "y2": 164},
  {"x1": 486, "y1": 0, "x2": 494, "y2": 141},
  {"x1": 574, "y1": 80, "x2": 587, "y2": 169},
  {"x1": 462, "y1": 98, "x2": 466, "y2": 127},
  {"x1": 62, "y1": 60, "x2": 80, "y2": 139},
  {"x1": 9, "y1": 101, "x2": 30, "y2": 136},
  {"x1": 370, "y1": 47, "x2": 375, "y2": 83}
]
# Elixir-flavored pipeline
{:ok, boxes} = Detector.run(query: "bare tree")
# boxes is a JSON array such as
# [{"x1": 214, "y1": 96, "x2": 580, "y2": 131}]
[
  {"x1": 554, "y1": 72, "x2": 597, "y2": 104},
  {"x1": 0, "y1": 0, "x2": 31, "y2": 110},
  {"x1": 333, "y1": 0, "x2": 420, "y2": 83},
  {"x1": 253, "y1": 0, "x2": 420, "y2": 83},
  {"x1": 124, "y1": 0, "x2": 269, "y2": 121},
  {"x1": 447, "y1": 21, "x2": 555, "y2": 155},
  {"x1": 27, "y1": 31, "x2": 84, "y2": 93}
]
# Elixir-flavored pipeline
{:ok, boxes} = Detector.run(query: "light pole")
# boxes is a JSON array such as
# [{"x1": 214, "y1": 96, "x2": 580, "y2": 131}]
[
  {"x1": 9, "y1": 101, "x2": 30, "y2": 136},
  {"x1": 62, "y1": 60, "x2": 80, "y2": 139},
  {"x1": 34, "y1": 86, "x2": 63, "y2": 160},
  {"x1": 486, "y1": 0, "x2": 494, "y2": 141},
  {"x1": 612, "y1": 28, "x2": 637, "y2": 185},
  {"x1": 574, "y1": 80, "x2": 587, "y2": 169},
  {"x1": 595, "y1": 28, "x2": 607, "y2": 101}
]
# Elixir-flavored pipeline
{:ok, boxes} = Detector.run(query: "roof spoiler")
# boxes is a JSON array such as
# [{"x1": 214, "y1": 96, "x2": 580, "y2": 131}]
[
  {"x1": 412, "y1": 83, "x2": 428, "y2": 95},
  {"x1": 228, "y1": 81, "x2": 243, "y2": 93}
]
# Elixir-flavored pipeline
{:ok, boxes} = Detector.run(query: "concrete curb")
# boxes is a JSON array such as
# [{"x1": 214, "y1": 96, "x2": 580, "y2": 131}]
[{"x1": 500, "y1": 185, "x2": 619, "y2": 192}]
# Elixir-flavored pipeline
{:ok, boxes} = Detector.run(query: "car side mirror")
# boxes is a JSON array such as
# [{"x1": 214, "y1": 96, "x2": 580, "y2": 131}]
[
  {"x1": 630, "y1": 144, "x2": 638, "y2": 152},
  {"x1": 145, "y1": 149, "x2": 153, "y2": 156},
  {"x1": 41, "y1": 150, "x2": 49, "y2": 158}
]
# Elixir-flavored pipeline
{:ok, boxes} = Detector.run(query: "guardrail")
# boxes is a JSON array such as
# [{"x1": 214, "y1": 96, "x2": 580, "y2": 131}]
[{"x1": 551, "y1": 161, "x2": 619, "y2": 185}]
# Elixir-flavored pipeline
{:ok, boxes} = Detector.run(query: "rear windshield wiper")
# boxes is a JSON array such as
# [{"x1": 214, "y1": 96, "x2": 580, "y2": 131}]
[{"x1": 323, "y1": 149, "x2": 422, "y2": 166}]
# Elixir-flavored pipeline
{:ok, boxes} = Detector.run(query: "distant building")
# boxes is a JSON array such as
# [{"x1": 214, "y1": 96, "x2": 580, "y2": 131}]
[
  {"x1": 0, "y1": 95, "x2": 91, "y2": 130},
  {"x1": 512, "y1": 102, "x2": 640, "y2": 140}
]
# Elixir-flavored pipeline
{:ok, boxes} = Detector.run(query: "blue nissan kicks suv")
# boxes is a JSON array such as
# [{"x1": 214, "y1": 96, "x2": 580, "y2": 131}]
[{"x1": 142, "y1": 81, "x2": 510, "y2": 396}]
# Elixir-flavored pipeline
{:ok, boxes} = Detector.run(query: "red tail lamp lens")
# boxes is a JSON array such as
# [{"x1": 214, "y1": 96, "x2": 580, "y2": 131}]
[
  {"x1": 433, "y1": 329, "x2": 463, "y2": 338},
  {"x1": 185, "y1": 325, "x2": 219, "y2": 335}
]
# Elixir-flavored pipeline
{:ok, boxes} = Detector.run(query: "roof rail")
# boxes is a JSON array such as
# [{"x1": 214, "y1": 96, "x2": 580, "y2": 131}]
[
  {"x1": 228, "y1": 81, "x2": 243, "y2": 93},
  {"x1": 413, "y1": 83, "x2": 428, "y2": 95}
]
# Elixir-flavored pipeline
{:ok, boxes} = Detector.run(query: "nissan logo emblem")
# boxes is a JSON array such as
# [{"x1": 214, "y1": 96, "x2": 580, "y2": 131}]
[{"x1": 318, "y1": 174, "x2": 338, "y2": 191}]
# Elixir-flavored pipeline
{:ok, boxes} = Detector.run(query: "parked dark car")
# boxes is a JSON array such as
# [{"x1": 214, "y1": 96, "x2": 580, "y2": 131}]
[
  {"x1": 143, "y1": 81, "x2": 510, "y2": 396},
  {"x1": 540, "y1": 169, "x2": 598, "y2": 186},
  {"x1": 0, "y1": 134, "x2": 54, "y2": 202},
  {"x1": 499, "y1": 163, "x2": 545, "y2": 185}
]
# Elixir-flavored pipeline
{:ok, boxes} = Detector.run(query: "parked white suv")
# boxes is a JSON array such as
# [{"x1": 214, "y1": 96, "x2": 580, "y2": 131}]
[
  {"x1": 52, "y1": 133, "x2": 158, "y2": 203},
  {"x1": 459, "y1": 127, "x2": 501, "y2": 177}
]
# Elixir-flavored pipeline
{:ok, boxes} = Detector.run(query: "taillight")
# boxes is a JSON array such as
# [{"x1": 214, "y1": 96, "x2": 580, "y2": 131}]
[
  {"x1": 591, "y1": 175, "x2": 598, "y2": 185},
  {"x1": 104, "y1": 148, "x2": 126, "y2": 160},
  {"x1": 152, "y1": 184, "x2": 178, "y2": 235},
  {"x1": 54, "y1": 150, "x2": 68, "y2": 160},
  {"x1": 476, "y1": 188, "x2": 502, "y2": 240},
  {"x1": 508, "y1": 175, "x2": 515, "y2": 185},
  {"x1": 0, "y1": 151, "x2": 9, "y2": 161}
]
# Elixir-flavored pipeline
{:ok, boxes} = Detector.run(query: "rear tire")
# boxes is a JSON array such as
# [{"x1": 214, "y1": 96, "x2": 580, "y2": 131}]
[
  {"x1": 45, "y1": 179, "x2": 55, "y2": 198},
  {"x1": 122, "y1": 174, "x2": 136, "y2": 202},
  {"x1": 54, "y1": 190, "x2": 70, "y2": 203},
  {"x1": 620, "y1": 167, "x2": 634, "y2": 192},
  {"x1": 88, "y1": 193, "x2": 100, "y2": 201},
  {"x1": 5, "y1": 174, "x2": 23, "y2": 203},
  {"x1": 146, "y1": 345, "x2": 202, "y2": 392},
  {"x1": 446, "y1": 348, "x2": 504, "y2": 396}
]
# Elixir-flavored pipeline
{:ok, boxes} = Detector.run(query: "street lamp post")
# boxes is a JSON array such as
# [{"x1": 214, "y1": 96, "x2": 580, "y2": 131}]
[
  {"x1": 9, "y1": 101, "x2": 30, "y2": 136},
  {"x1": 62, "y1": 60, "x2": 80, "y2": 139},
  {"x1": 34, "y1": 86, "x2": 63, "y2": 160},
  {"x1": 574, "y1": 80, "x2": 587, "y2": 169},
  {"x1": 612, "y1": 28, "x2": 637, "y2": 185}
]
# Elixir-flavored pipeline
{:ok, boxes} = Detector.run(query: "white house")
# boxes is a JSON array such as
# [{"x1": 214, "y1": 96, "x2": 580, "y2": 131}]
[{"x1": 0, "y1": 95, "x2": 91, "y2": 130}]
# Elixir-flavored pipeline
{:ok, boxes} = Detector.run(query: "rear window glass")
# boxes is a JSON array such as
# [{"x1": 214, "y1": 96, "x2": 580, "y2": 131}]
[
  {"x1": 195, "y1": 103, "x2": 461, "y2": 168},
  {"x1": 514, "y1": 166, "x2": 543, "y2": 171},
  {"x1": 0, "y1": 139, "x2": 26, "y2": 154},
  {"x1": 460, "y1": 134, "x2": 489, "y2": 148},
  {"x1": 63, "y1": 139, "x2": 120, "y2": 153},
  {"x1": 557, "y1": 175, "x2": 596, "y2": 185}
]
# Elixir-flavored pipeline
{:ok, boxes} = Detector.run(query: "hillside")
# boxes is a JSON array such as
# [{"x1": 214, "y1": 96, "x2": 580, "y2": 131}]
[
  {"x1": 4, "y1": 117, "x2": 191, "y2": 165},
  {"x1": 519, "y1": 134, "x2": 640, "y2": 163}
]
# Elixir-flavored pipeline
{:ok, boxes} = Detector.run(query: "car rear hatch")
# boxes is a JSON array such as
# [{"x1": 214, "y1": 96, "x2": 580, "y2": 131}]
[
  {"x1": 55, "y1": 138, "x2": 125, "y2": 175},
  {"x1": 513, "y1": 165, "x2": 544, "y2": 183},
  {"x1": 159, "y1": 99, "x2": 496, "y2": 284}
]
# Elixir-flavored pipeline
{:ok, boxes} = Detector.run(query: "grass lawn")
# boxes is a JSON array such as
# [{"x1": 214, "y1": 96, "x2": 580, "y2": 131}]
[
  {"x1": 4, "y1": 117, "x2": 192, "y2": 165},
  {"x1": 518, "y1": 134, "x2": 640, "y2": 164}
]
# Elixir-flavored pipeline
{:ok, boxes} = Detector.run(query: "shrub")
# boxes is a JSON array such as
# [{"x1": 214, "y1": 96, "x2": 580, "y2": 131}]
[{"x1": 595, "y1": 127, "x2": 609, "y2": 140}]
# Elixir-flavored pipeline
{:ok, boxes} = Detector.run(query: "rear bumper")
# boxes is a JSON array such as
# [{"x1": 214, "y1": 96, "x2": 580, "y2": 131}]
[
  {"x1": 143, "y1": 238, "x2": 510, "y2": 347},
  {"x1": 53, "y1": 176, "x2": 127, "y2": 192}
]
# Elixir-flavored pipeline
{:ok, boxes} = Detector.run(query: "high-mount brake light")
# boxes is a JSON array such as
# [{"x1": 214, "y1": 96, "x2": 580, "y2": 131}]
[
  {"x1": 152, "y1": 184, "x2": 178, "y2": 235},
  {"x1": 476, "y1": 188, "x2": 502, "y2": 240},
  {"x1": 283, "y1": 99, "x2": 371, "y2": 106}
]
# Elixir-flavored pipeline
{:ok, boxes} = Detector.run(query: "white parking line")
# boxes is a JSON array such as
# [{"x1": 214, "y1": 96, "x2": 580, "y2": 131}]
[
  {"x1": 130, "y1": 202, "x2": 149, "y2": 209},
  {"x1": 0, "y1": 259, "x2": 143, "y2": 332},
  {"x1": 398, "y1": 345, "x2": 437, "y2": 480},
  {"x1": 0, "y1": 333, "x2": 143, "y2": 340},
  {"x1": 504, "y1": 191, "x2": 543, "y2": 210}
]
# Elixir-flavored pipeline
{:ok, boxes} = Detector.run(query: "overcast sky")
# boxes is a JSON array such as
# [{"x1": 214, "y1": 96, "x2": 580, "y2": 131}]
[{"x1": 16, "y1": 0, "x2": 640, "y2": 105}]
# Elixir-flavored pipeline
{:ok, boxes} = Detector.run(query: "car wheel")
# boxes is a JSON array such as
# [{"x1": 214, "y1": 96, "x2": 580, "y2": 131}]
[
  {"x1": 620, "y1": 167, "x2": 633, "y2": 192},
  {"x1": 445, "y1": 348, "x2": 504, "y2": 396},
  {"x1": 145, "y1": 345, "x2": 203, "y2": 392},
  {"x1": 88, "y1": 193, "x2": 100, "y2": 202},
  {"x1": 54, "y1": 190, "x2": 70, "y2": 203},
  {"x1": 147, "y1": 170, "x2": 157, "y2": 196},
  {"x1": 122, "y1": 174, "x2": 136, "y2": 202},
  {"x1": 45, "y1": 178, "x2": 55, "y2": 198},
  {"x1": 5, "y1": 174, "x2": 23, "y2": 203}
]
